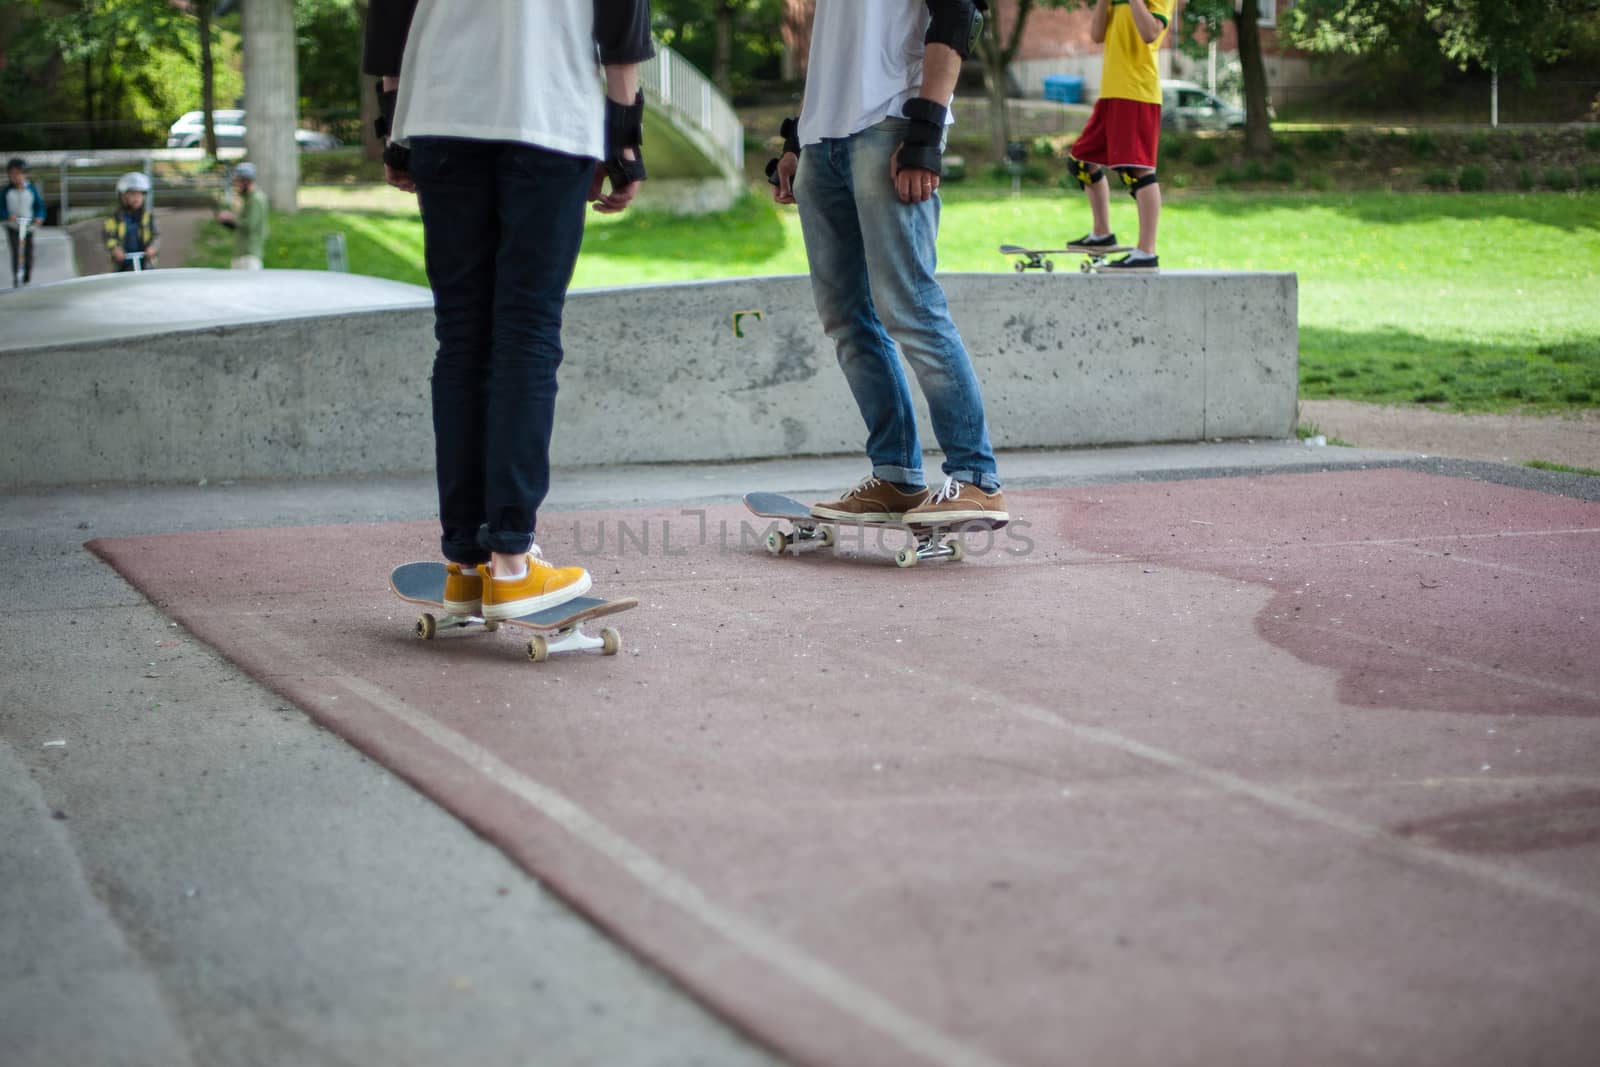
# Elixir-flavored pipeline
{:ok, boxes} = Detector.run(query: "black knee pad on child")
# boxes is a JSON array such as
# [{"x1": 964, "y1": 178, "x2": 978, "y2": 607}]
[
  {"x1": 1070, "y1": 157, "x2": 1105, "y2": 189},
  {"x1": 1120, "y1": 170, "x2": 1158, "y2": 198}
]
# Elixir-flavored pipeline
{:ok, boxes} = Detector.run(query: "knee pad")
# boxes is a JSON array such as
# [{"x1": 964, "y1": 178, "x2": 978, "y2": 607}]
[
  {"x1": 1121, "y1": 170, "x2": 1158, "y2": 198},
  {"x1": 925, "y1": 0, "x2": 986, "y2": 60},
  {"x1": 1070, "y1": 157, "x2": 1105, "y2": 189}
]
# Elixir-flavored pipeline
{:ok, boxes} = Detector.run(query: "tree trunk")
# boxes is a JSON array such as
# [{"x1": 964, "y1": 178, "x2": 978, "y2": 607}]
[
  {"x1": 1235, "y1": 0, "x2": 1274, "y2": 157},
  {"x1": 200, "y1": 3, "x2": 218, "y2": 159},
  {"x1": 83, "y1": 55, "x2": 95, "y2": 148},
  {"x1": 714, "y1": 1, "x2": 735, "y2": 97},
  {"x1": 977, "y1": 30, "x2": 1012, "y2": 163},
  {"x1": 241, "y1": 0, "x2": 300, "y2": 212},
  {"x1": 356, "y1": 0, "x2": 382, "y2": 161}
]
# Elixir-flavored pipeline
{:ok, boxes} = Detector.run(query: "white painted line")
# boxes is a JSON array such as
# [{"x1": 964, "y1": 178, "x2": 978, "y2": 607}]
[
  {"x1": 329, "y1": 673, "x2": 1011, "y2": 1067},
  {"x1": 1003, "y1": 703, "x2": 1600, "y2": 923}
]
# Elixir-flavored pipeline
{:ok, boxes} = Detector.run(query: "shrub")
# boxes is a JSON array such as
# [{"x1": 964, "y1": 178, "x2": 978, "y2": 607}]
[
  {"x1": 1466, "y1": 132, "x2": 1490, "y2": 155},
  {"x1": 1030, "y1": 135, "x2": 1057, "y2": 158},
  {"x1": 1457, "y1": 165, "x2": 1488, "y2": 192},
  {"x1": 1304, "y1": 170, "x2": 1331, "y2": 191},
  {"x1": 1243, "y1": 159, "x2": 1267, "y2": 182},
  {"x1": 1215, "y1": 165, "x2": 1244, "y2": 185},
  {"x1": 1586, "y1": 127, "x2": 1600, "y2": 151},
  {"x1": 1160, "y1": 134, "x2": 1186, "y2": 161},
  {"x1": 1408, "y1": 132, "x2": 1436, "y2": 158},
  {"x1": 1581, "y1": 165, "x2": 1600, "y2": 189},
  {"x1": 1270, "y1": 160, "x2": 1295, "y2": 183},
  {"x1": 1169, "y1": 171, "x2": 1190, "y2": 189},
  {"x1": 1422, "y1": 168, "x2": 1454, "y2": 189},
  {"x1": 1518, "y1": 167, "x2": 1536, "y2": 190},
  {"x1": 1190, "y1": 141, "x2": 1219, "y2": 166},
  {"x1": 1545, "y1": 168, "x2": 1576, "y2": 191},
  {"x1": 1300, "y1": 129, "x2": 1343, "y2": 157}
]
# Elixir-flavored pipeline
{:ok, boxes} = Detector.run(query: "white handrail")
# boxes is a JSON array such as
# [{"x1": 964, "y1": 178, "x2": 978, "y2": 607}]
[{"x1": 638, "y1": 41, "x2": 745, "y2": 173}]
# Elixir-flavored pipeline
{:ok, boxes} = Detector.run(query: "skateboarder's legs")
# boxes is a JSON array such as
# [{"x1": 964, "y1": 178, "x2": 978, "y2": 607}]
[
  {"x1": 795, "y1": 120, "x2": 1000, "y2": 491},
  {"x1": 411, "y1": 137, "x2": 591, "y2": 566}
]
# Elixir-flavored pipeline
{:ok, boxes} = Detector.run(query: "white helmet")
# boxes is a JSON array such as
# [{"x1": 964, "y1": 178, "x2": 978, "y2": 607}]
[{"x1": 116, "y1": 171, "x2": 152, "y2": 194}]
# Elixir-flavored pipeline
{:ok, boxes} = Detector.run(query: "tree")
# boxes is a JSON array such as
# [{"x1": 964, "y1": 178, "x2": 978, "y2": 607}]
[
  {"x1": 653, "y1": 0, "x2": 785, "y2": 99},
  {"x1": 1281, "y1": 0, "x2": 1589, "y2": 85},
  {"x1": 240, "y1": 0, "x2": 299, "y2": 212},
  {"x1": 1178, "y1": 0, "x2": 1274, "y2": 157},
  {"x1": 975, "y1": 0, "x2": 1086, "y2": 164}
]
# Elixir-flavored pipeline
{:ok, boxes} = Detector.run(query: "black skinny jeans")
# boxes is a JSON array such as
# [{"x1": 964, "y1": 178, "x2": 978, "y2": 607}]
[{"x1": 409, "y1": 137, "x2": 592, "y2": 565}]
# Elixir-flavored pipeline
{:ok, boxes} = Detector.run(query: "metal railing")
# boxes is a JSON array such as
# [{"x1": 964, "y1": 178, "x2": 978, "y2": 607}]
[{"x1": 638, "y1": 42, "x2": 745, "y2": 173}]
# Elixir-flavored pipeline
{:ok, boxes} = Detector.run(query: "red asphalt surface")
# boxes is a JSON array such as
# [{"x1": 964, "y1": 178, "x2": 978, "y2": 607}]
[{"x1": 91, "y1": 470, "x2": 1600, "y2": 1067}]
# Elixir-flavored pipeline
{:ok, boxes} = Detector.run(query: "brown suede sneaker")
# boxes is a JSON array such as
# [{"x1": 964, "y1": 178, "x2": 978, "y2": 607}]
[
  {"x1": 811, "y1": 476, "x2": 930, "y2": 523},
  {"x1": 902, "y1": 477, "x2": 1009, "y2": 527}
]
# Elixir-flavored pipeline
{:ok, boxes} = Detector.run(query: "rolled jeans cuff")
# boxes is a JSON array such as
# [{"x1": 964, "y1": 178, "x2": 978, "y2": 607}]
[
  {"x1": 871, "y1": 464, "x2": 925, "y2": 489},
  {"x1": 477, "y1": 524, "x2": 534, "y2": 557},
  {"x1": 947, "y1": 469, "x2": 1002, "y2": 492}
]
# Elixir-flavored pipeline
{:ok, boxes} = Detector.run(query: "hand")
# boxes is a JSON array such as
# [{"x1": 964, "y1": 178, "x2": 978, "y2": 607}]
[
  {"x1": 216, "y1": 209, "x2": 236, "y2": 225},
  {"x1": 384, "y1": 161, "x2": 416, "y2": 194},
  {"x1": 890, "y1": 153, "x2": 940, "y2": 204},
  {"x1": 588, "y1": 156, "x2": 640, "y2": 215},
  {"x1": 112, "y1": 248, "x2": 125, "y2": 263},
  {"x1": 771, "y1": 153, "x2": 798, "y2": 205}
]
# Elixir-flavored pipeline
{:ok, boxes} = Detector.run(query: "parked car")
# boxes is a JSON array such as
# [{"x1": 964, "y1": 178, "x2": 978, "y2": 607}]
[
  {"x1": 166, "y1": 110, "x2": 341, "y2": 151},
  {"x1": 1160, "y1": 81, "x2": 1246, "y2": 132}
]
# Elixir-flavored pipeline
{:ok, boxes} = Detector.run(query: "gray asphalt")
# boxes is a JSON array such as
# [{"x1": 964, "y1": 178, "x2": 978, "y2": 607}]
[{"x1": 6, "y1": 441, "x2": 1598, "y2": 1067}]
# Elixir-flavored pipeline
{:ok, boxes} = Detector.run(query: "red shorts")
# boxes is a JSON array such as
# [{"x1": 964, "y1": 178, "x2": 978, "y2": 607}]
[{"x1": 1069, "y1": 97, "x2": 1161, "y2": 171}]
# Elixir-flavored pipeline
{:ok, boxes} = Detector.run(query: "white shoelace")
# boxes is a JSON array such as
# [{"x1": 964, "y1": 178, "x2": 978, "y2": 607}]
[
  {"x1": 928, "y1": 476, "x2": 962, "y2": 505},
  {"x1": 847, "y1": 475, "x2": 885, "y2": 498}
]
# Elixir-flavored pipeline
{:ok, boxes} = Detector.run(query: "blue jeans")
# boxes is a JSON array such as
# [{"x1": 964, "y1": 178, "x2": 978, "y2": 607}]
[
  {"x1": 409, "y1": 138, "x2": 592, "y2": 565},
  {"x1": 794, "y1": 119, "x2": 999, "y2": 491}
]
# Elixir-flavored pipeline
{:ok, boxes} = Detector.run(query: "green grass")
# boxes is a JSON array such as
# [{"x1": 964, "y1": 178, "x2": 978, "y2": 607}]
[
  {"x1": 1525, "y1": 459, "x2": 1600, "y2": 477},
  {"x1": 189, "y1": 186, "x2": 1600, "y2": 413}
]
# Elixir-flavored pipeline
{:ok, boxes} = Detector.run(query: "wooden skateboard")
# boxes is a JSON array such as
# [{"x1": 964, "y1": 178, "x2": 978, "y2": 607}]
[
  {"x1": 1000, "y1": 242, "x2": 1132, "y2": 274},
  {"x1": 742, "y1": 491, "x2": 1004, "y2": 569},
  {"x1": 387, "y1": 561, "x2": 637, "y2": 662}
]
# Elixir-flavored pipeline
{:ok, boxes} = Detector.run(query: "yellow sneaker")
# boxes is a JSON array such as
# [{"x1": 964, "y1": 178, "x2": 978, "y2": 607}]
[
  {"x1": 442, "y1": 562, "x2": 484, "y2": 616},
  {"x1": 478, "y1": 548, "x2": 592, "y2": 621}
]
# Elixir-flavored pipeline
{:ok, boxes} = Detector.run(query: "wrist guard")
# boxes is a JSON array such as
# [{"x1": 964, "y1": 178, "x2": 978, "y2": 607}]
[
  {"x1": 896, "y1": 98, "x2": 948, "y2": 176},
  {"x1": 382, "y1": 140, "x2": 410, "y2": 172},
  {"x1": 604, "y1": 91, "x2": 647, "y2": 187},
  {"x1": 374, "y1": 79, "x2": 398, "y2": 140},
  {"x1": 765, "y1": 116, "x2": 802, "y2": 186}
]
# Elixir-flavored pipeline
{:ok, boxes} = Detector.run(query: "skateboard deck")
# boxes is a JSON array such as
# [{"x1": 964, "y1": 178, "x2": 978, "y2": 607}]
[
  {"x1": 388, "y1": 561, "x2": 637, "y2": 662},
  {"x1": 1000, "y1": 242, "x2": 1132, "y2": 274},
  {"x1": 743, "y1": 491, "x2": 1004, "y2": 568}
]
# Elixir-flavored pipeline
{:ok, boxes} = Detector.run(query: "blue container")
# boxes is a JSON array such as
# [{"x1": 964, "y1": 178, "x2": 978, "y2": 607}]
[{"x1": 1043, "y1": 74, "x2": 1084, "y2": 104}]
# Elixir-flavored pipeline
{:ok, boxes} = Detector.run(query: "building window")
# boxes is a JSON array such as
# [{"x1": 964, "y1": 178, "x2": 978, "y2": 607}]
[{"x1": 1238, "y1": 0, "x2": 1279, "y2": 26}]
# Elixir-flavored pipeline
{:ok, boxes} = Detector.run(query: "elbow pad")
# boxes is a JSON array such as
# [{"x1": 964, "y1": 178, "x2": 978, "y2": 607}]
[{"x1": 925, "y1": 0, "x2": 987, "y2": 60}]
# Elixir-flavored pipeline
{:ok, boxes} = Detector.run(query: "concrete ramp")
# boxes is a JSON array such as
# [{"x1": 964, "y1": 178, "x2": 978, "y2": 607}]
[
  {"x1": 0, "y1": 269, "x2": 1296, "y2": 488},
  {"x1": 0, "y1": 267, "x2": 430, "y2": 350}
]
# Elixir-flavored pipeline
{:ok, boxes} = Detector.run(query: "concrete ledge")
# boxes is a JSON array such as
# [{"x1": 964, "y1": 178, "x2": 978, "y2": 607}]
[{"x1": 0, "y1": 269, "x2": 1296, "y2": 488}]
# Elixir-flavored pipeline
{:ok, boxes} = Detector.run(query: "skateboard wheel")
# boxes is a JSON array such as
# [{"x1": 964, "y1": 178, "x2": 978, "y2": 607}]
[
  {"x1": 1013, "y1": 260, "x2": 1025, "y2": 273},
  {"x1": 1080, "y1": 260, "x2": 1092, "y2": 273},
  {"x1": 527, "y1": 635, "x2": 550, "y2": 663},
  {"x1": 416, "y1": 614, "x2": 437, "y2": 640},
  {"x1": 818, "y1": 525, "x2": 836, "y2": 548},
  {"x1": 601, "y1": 627, "x2": 621, "y2": 655},
  {"x1": 766, "y1": 530, "x2": 788, "y2": 556},
  {"x1": 483, "y1": 620, "x2": 499, "y2": 633},
  {"x1": 1044, "y1": 260, "x2": 1055, "y2": 273},
  {"x1": 895, "y1": 546, "x2": 919, "y2": 569},
  {"x1": 949, "y1": 538, "x2": 966, "y2": 562}
]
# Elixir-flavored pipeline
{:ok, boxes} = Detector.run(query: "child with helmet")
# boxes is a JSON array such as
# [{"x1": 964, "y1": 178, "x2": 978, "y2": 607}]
[{"x1": 104, "y1": 171, "x2": 159, "y2": 272}]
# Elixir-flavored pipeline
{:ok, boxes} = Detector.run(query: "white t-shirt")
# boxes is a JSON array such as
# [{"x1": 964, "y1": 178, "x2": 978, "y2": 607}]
[
  {"x1": 798, "y1": 0, "x2": 953, "y2": 145},
  {"x1": 393, "y1": 0, "x2": 606, "y2": 160}
]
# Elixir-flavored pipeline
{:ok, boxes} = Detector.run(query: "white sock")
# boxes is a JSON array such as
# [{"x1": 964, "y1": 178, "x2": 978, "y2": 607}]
[{"x1": 1127, "y1": 249, "x2": 1157, "y2": 261}]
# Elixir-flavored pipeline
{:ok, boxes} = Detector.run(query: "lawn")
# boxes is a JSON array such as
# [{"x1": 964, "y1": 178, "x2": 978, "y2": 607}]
[{"x1": 189, "y1": 185, "x2": 1600, "y2": 413}]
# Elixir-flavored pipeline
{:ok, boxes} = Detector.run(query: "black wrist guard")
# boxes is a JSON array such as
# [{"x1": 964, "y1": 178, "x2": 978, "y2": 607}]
[
  {"x1": 896, "y1": 97, "x2": 948, "y2": 176},
  {"x1": 766, "y1": 116, "x2": 802, "y2": 186},
  {"x1": 604, "y1": 91, "x2": 647, "y2": 187},
  {"x1": 382, "y1": 140, "x2": 410, "y2": 172},
  {"x1": 374, "y1": 79, "x2": 398, "y2": 140}
]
